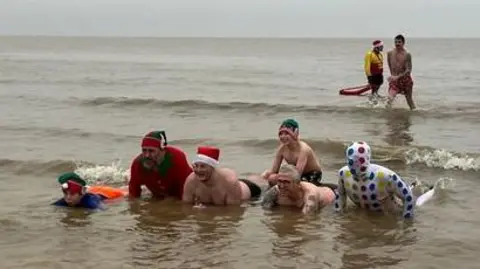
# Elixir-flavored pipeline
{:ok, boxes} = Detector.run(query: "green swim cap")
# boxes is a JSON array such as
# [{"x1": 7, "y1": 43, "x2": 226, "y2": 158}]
[{"x1": 280, "y1": 119, "x2": 299, "y2": 131}]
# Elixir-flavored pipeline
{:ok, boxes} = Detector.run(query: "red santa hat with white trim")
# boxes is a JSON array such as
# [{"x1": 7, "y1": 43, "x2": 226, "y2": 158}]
[
  {"x1": 193, "y1": 146, "x2": 220, "y2": 167},
  {"x1": 373, "y1": 39, "x2": 383, "y2": 48}
]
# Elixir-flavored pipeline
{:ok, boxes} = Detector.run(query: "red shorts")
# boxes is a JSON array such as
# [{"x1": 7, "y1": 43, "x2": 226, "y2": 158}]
[{"x1": 389, "y1": 75, "x2": 413, "y2": 97}]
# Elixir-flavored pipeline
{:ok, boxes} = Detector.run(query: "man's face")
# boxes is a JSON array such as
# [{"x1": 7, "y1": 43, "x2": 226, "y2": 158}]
[
  {"x1": 193, "y1": 162, "x2": 214, "y2": 182},
  {"x1": 375, "y1": 45, "x2": 384, "y2": 52},
  {"x1": 141, "y1": 146, "x2": 164, "y2": 168},
  {"x1": 395, "y1": 38, "x2": 404, "y2": 49},
  {"x1": 276, "y1": 173, "x2": 298, "y2": 193},
  {"x1": 63, "y1": 190, "x2": 83, "y2": 206}
]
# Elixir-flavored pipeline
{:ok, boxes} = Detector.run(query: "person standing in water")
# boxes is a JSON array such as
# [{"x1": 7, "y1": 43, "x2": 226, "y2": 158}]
[
  {"x1": 386, "y1": 34, "x2": 416, "y2": 110},
  {"x1": 261, "y1": 119, "x2": 327, "y2": 187},
  {"x1": 364, "y1": 39, "x2": 384, "y2": 97}
]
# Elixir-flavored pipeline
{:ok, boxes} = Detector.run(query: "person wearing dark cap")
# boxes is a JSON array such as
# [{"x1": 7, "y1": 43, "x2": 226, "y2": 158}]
[
  {"x1": 364, "y1": 39, "x2": 384, "y2": 97},
  {"x1": 262, "y1": 119, "x2": 332, "y2": 188},
  {"x1": 182, "y1": 145, "x2": 266, "y2": 206},
  {"x1": 52, "y1": 172, "x2": 127, "y2": 209},
  {"x1": 128, "y1": 130, "x2": 192, "y2": 200}
]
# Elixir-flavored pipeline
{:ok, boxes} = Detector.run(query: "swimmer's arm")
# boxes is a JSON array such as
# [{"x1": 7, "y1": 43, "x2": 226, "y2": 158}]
[
  {"x1": 128, "y1": 160, "x2": 142, "y2": 198},
  {"x1": 302, "y1": 193, "x2": 319, "y2": 214},
  {"x1": 397, "y1": 53, "x2": 412, "y2": 78},
  {"x1": 295, "y1": 147, "x2": 309, "y2": 175},
  {"x1": 364, "y1": 52, "x2": 372, "y2": 76},
  {"x1": 86, "y1": 195, "x2": 106, "y2": 210},
  {"x1": 334, "y1": 172, "x2": 347, "y2": 211},
  {"x1": 389, "y1": 174, "x2": 415, "y2": 219},
  {"x1": 181, "y1": 173, "x2": 196, "y2": 204},
  {"x1": 270, "y1": 146, "x2": 284, "y2": 174},
  {"x1": 52, "y1": 199, "x2": 68, "y2": 207},
  {"x1": 264, "y1": 146, "x2": 284, "y2": 185},
  {"x1": 261, "y1": 186, "x2": 279, "y2": 209},
  {"x1": 95, "y1": 202, "x2": 107, "y2": 211}
]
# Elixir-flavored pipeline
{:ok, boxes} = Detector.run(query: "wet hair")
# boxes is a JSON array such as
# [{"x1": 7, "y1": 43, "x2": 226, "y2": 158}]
[
  {"x1": 278, "y1": 164, "x2": 301, "y2": 182},
  {"x1": 395, "y1": 34, "x2": 405, "y2": 43}
]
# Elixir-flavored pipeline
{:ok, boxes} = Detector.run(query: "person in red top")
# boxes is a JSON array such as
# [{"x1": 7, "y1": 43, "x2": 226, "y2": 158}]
[{"x1": 128, "y1": 130, "x2": 192, "y2": 199}]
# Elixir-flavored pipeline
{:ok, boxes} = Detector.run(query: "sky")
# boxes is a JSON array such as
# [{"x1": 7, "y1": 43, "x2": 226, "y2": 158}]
[{"x1": 1, "y1": 0, "x2": 479, "y2": 38}]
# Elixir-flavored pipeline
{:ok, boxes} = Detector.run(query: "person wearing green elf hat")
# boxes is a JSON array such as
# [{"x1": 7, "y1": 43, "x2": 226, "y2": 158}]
[
  {"x1": 52, "y1": 172, "x2": 128, "y2": 209},
  {"x1": 261, "y1": 119, "x2": 333, "y2": 188},
  {"x1": 128, "y1": 130, "x2": 192, "y2": 199},
  {"x1": 52, "y1": 172, "x2": 105, "y2": 209}
]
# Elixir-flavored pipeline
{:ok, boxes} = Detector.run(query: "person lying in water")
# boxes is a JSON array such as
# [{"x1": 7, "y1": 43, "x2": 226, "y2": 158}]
[
  {"x1": 261, "y1": 164, "x2": 337, "y2": 214},
  {"x1": 128, "y1": 130, "x2": 192, "y2": 200},
  {"x1": 52, "y1": 172, "x2": 128, "y2": 210},
  {"x1": 334, "y1": 141, "x2": 432, "y2": 219},
  {"x1": 182, "y1": 146, "x2": 267, "y2": 206},
  {"x1": 262, "y1": 119, "x2": 328, "y2": 187}
]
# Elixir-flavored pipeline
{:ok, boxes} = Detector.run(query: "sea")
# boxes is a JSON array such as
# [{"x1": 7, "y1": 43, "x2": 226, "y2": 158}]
[{"x1": 0, "y1": 36, "x2": 479, "y2": 269}]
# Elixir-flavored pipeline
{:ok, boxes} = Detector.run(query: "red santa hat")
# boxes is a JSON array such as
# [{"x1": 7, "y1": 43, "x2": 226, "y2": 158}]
[
  {"x1": 193, "y1": 146, "x2": 220, "y2": 167},
  {"x1": 373, "y1": 40, "x2": 383, "y2": 48}
]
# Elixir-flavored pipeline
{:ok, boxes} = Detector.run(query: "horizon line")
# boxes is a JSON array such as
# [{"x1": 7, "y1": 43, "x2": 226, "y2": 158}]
[{"x1": 0, "y1": 34, "x2": 479, "y2": 39}]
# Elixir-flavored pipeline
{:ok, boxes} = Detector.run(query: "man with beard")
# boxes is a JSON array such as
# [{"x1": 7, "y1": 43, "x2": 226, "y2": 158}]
[
  {"x1": 128, "y1": 130, "x2": 192, "y2": 200},
  {"x1": 182, "y1": 146, "x2": 265, "y2": 206},
  {"x1": 261, "y1": 164, "x2": 337, "y2": 214},
  {"x1": 261, "y1": 119, "x2": 326, "y2": 187}
]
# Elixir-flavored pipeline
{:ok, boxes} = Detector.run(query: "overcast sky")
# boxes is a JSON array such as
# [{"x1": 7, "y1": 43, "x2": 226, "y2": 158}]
[{"x1": 1, "y1": 0, "x2": 479, "y2": 38}]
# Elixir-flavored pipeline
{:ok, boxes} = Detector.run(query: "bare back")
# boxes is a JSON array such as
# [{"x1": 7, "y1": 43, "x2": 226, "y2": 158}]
[
  {"x1": 279, "y1": 141, "x2": 321, "y2": 174},
  {"x1": 277, "y1": 182, "x2": 322, "y2": 207}
]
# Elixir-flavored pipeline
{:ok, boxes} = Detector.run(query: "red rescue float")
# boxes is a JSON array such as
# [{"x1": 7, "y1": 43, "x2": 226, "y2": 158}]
[{"x1": 339, "y1": 85, "x2": 371, "y2": 96}]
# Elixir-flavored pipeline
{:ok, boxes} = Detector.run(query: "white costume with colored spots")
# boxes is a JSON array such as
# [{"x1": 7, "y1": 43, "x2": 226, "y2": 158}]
[{"x1": 334, "y1": 141, "x2": 415, "y2": 219}]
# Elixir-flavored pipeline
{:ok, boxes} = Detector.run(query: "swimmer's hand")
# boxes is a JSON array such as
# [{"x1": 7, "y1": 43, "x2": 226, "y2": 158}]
[
  {"x1": 193, "y1": 203, "x2": 206, "y2": 209},
  {"x1": 267, "y1": 174, "x2": 278, "y2": 185},
  {"x1": 301, "y1": 195, "x2": 318, "y2": 214},
  {"x1": 388, "y1": 76, "x2": 399, "y2": 82},
  {"x1": 261, "y1": 186, "x2": 279, "y2": 209},
  {"x1": 261, "y1": 170, "x2": 278, "y2": 186},
  {"x1": 261, "y1": 170, "x2": 272, "y2": 179}
]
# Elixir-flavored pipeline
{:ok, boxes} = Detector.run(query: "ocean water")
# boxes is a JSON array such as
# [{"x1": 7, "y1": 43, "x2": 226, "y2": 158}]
[{"x1": 0, "y1": 36, "x2": 479, "y2": 269}]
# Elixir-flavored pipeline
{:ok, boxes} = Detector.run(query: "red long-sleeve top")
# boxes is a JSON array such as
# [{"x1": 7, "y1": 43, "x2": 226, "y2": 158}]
[{"x1": 128, "y1": 146, "x2": 192, "y2": 199}]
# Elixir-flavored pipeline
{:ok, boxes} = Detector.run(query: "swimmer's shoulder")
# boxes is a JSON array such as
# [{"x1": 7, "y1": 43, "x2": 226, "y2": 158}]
[
  {"x1": 217, "y1": 167, "x2": 238, "y2": 182},
  {"x1": 299, "y1": 140, "x2": 314, "y2": 152},
  {"x1": 369, "y1": 164, "x2": 397, "y2": 179},
  {"x1": 338, "y1": 165, "x2": 349, "y2": 175},
  {"x1": 276, "y1": 143, "x2": 288, "y2": 155},
  {"x1": 299, "y1": 181, "x2": 317, "y2": 190},
  {"x1": 185, "y1": 172, "x2": 198, "y2": 183}
]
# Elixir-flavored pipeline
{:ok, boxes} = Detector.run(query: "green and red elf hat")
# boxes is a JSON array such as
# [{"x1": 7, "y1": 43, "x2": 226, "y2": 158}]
[
  {"x1": 141, "y1": 131, "x2": 168, "y2": 149},
  {"x1": 278, "y1": 119, "x2": 299, "y2": 140},
  {"x1": 57, "y1": 172, "x2": 87, "y2": 194}
]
